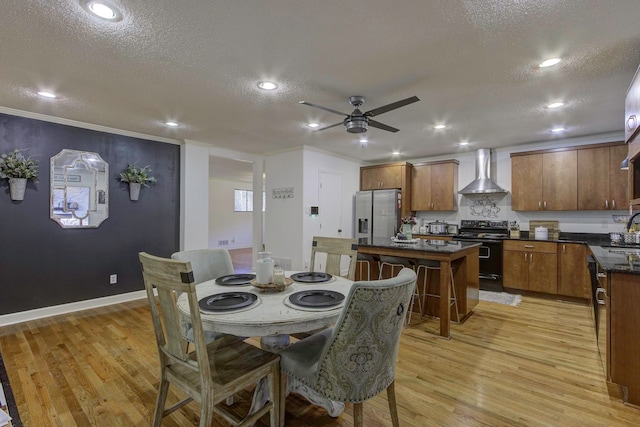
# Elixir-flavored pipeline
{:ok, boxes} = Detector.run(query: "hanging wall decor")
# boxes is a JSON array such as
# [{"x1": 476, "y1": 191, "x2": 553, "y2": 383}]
[
  {"x1": 119, "y1": 163, "x2": 156, "y2": 201},
  {"x1": 0, "y1": 148, "x2": 39, "y2": 201}
]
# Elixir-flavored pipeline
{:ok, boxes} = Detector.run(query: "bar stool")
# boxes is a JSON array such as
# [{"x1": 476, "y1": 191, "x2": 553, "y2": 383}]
[
  {"x1": 378, "y1": 256, "x2": 414, "y2": 280},
  {"x1": 408, "y1": 259, "x2": 460, "y2": 326},
  {"x1": 356, "y1": 253, "x2": 371, "y2": 281}
]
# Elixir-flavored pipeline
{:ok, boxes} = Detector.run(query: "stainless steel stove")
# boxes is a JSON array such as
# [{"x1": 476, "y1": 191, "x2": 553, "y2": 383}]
[{"x1": 454, "y1": 220, "x2": 509, "y2": 291}]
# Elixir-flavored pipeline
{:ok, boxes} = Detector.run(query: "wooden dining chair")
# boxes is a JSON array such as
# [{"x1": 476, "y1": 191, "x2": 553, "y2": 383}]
[
  {"x1": 171, "y1": 248, "x2": 236, "y2": 343},
  {"x1": 279, "y1": 267, "x2": 417, "y2": 427},
  {"x1": 309, "y1": 236, "x2": 358, "y2": 280},
  {"x1": 139, "y1": 252, "x2": 281, "y2": 427}
]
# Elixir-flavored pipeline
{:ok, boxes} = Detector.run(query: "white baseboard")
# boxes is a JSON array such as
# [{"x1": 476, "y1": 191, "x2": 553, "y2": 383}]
[{"x1": 0, "y1": 290, "x2": 148, "y2": 327}]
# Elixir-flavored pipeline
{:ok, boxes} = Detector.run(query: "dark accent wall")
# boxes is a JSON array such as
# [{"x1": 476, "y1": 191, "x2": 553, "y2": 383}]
[{"x1": 0, "y1": 113, "x2": 180, "y2": 315}]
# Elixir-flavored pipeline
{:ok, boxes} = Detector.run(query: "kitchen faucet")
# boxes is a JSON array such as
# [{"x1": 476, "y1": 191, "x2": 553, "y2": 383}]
[{"x1": 625, "y1": 212, "x2": 640, "y2": 232}]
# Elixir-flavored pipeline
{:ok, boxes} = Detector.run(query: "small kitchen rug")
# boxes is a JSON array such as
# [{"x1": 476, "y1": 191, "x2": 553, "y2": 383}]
[
  {"x1": 0, "y1": 350, "x2": 22, "y2": 426},
  {"x1": 479, "y1": 290, "x2": 522, "y2": 307}
]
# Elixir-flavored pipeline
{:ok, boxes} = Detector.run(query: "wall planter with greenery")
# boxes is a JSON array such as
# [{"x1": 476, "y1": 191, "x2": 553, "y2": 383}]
[
  {"x1": 0, "y1": 148, "x2": 39, "y2": 200},
  {"x1": 119, "y1": 163, "x2": 156, "y2": 201}
]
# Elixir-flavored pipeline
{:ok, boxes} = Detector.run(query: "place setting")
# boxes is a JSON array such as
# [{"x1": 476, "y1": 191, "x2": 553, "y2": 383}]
[
  {"x1": 284, "y1": 288, "x2": 345, "y2": 312},
  {"x1": 198, "y1": 291, "x2": 261, "y2": 314}
]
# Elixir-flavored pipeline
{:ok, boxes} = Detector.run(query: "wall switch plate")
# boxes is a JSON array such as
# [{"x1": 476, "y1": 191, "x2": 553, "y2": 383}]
[{"x1": 109, "y1": 274, "x2": 117, "y2": 284}]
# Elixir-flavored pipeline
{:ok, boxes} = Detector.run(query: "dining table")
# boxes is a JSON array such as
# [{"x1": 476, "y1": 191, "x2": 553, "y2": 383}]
[{"x1": 175, "y1": 271, "x2": 355, "y2": 420}]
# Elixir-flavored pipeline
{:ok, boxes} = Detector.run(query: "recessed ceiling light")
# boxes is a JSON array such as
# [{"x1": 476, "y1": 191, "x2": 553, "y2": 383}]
[
  {"x1": 307, "y1": 122, "x2": 320, "y2": 128},
  {"x1": 165, "y1": 121, "x2": 179, "y2": 127},
  {"x1": 458, "y1": 142, "x2": 470, "y2": 146},
  {"x1": 81, "y1": 1, "x2": 122, "y2": 21},
  {"x1": 392, "y1": 151, "x2": 400, "y2": 156},
  {"x1": 546, "y1": 102, "x2": 564, "y2": 109},
  {"x1": 539, "y1": 58, "x2": 562, "y2": 68},
  {"x1": 551, "y1": 127, "x2": 565, "y2": 132},
  {"x1": 258, "y1": 81, "x2": 278, "y2": 91},
  {"x1": 434, "y1": 124, "x2": 447, "y2": 130},
  {"x1": 37, "y1": 91, "x2": 57, "y2": 98}
]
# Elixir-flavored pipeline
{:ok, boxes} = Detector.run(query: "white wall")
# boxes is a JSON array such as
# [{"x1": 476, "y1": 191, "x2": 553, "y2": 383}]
[
  {"x1": 410, "y1": 132, "x2": 627, "y2": 234},
  {"x1": 209, "y1": 178, "x2": 253, "y2": 249},
  {"x1": 264, "y1": 146, "x2": 362, "y2": 270},
  {"x1": 181, "y1": 141, "x2": 210, "y2": 250},
  {"x1": 301, "y1": 148, "x2": 362, "y2": 269}
]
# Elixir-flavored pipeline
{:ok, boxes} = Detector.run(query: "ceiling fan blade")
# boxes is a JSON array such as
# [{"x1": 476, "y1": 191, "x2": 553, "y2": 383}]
[
  {"x1": 299, "y1": 101, "x2": 348, "y2": 117},
  {"x1": 369, "y1": 119, "x2": 400, "y2": 133},
  {"x1": 316, "y1": 122, "x2": 344, "y2": 131},
  {"x1": 364, "y1": 96, "x2": 420, "y2": 117}
]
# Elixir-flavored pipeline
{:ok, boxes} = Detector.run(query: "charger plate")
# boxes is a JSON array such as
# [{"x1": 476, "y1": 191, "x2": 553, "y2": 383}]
[
  {"x1": 287, "y1": 289, "x2": 345, "y2": 309},
  {"x1": 198, "y1": 292, "x2": 258, "y2": 313},
  {"x1": 215, "y1": 274, "x2": 256, "y2": 286},
  {"x1": 290, "y1": 272, "x2": 333, "y2": 283}
]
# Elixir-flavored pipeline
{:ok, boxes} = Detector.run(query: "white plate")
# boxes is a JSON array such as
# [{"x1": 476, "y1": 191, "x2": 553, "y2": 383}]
[{"x1": 391, "y1": 238, "x2": 420, "y2": 243}]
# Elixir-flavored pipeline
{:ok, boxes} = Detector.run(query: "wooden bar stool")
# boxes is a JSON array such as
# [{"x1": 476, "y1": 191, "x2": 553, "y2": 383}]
[{"x1": 408, "y1": 260, "x2": 460, "y2": 326}]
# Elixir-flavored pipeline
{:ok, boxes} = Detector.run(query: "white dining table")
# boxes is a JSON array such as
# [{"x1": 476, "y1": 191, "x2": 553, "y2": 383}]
[{"x1": 175, "y1": 272, "x2": 354, "y2": 419}]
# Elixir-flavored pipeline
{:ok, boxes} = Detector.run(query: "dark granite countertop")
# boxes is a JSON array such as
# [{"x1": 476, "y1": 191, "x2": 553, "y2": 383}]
[
  {"x1": 358, "y1": 237, "x2": 480, "y2": 253},
  {"x1": 505, "y1": 231, "x2": 640, "y2": 274}
]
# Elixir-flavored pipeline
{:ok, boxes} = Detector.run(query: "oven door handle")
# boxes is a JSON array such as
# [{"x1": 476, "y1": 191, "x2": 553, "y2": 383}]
[{"x1": 454, "y1": 239, "x2": 492, "y2": 258}]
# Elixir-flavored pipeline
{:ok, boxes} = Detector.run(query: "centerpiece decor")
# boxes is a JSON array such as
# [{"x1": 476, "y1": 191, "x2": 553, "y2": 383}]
[
  {"x1": 0, "y1": 148, "x2": 39, "y2": 200},
  {"x1": 119, "y1": 162, "x2": 156, "y2": 201},
  {"x1": 400, "y1": 216, "x2": 417, "y2": 240}
]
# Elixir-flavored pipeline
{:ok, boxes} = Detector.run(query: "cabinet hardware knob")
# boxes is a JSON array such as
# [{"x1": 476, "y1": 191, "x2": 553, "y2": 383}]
[{"x1": 627, "y1": 115, "x2": 637, "y2": 131}]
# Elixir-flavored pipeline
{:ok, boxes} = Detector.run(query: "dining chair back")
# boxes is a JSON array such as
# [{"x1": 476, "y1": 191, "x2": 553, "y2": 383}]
[
  {"x1": 279, "y1": 267, "x2": 417, "y2": 427},
  {"x1": 139, "y1": 252, "x2": 280, "y2": 427},
  {"x1": 171, "y1": 248, "x2": 236, "y2": 343},
  {"x1": 170, "y1": 248, "x2": 235, "y2": 284},
  {"x1": 309, "y1": 236, "x2": 358, "y2": 280}
]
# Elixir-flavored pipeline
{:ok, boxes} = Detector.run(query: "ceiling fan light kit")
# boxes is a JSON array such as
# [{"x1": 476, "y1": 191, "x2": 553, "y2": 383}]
[{"x1": 301, "y1": 95, "x2": 420, "y2": 134}]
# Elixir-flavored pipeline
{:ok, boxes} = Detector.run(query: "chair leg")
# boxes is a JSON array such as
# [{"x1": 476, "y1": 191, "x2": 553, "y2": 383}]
[
  {"x1": 152, "y1": 375, "x2": 170, "y2": 427},
  {"x1": 386, "y1": 380, "x2": 400, "y2": 427},
  {"x1": 199, "y1": 389, "x2": 214, "y2": 427},
  {"x1": 353, "y1": 402, "x2": 364, "y2": 427},
  {"x1": 268, "y1": 363, "x2": 280, "y2": 427},
  {"x1": 279, "y1": 370, "x2": 287, "y2": 427}
]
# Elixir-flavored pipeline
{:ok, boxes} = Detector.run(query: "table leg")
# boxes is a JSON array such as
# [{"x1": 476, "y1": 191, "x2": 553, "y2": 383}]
[{"x1": 439, "y1": 260, "x2": 451, "y2": 339}]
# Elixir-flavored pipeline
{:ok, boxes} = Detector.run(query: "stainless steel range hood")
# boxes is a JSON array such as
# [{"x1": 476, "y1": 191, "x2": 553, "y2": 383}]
[{"x1": 458, "y1": 148, "x2": 508, "y2": 195}]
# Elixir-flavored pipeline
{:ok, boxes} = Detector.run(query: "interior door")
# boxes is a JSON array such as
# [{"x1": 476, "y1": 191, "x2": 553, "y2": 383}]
[{"x1": 318, "y1": 171, "x2": 343, "y2": 238}]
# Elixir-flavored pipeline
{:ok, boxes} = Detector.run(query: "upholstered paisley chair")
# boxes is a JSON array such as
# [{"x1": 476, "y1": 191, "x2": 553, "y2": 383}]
[
  {"x1": 279, "y1": 267, "x2": 417, "y2": 426},
  {"x1": 171, "y1": 248, "x2": 235, "y2": 343}
]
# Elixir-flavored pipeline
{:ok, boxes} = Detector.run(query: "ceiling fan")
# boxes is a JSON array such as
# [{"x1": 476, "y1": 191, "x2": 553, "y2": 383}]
[{"x1": 299, "y1": 95, "x2": 420, "y2": 134}]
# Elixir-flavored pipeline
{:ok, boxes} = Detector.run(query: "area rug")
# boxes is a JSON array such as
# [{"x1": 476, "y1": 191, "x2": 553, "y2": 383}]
[
  {"x1": 0, "y1": 351, "x2": 21, "y2": 426},
  {"x1": 479, "y1": 290, "x2": 522, "y2": 307}
]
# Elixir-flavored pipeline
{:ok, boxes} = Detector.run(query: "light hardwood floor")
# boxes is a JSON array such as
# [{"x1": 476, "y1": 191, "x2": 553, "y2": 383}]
[{"x1": 1, "y1": 294, "x2": 638, "y2": 426}]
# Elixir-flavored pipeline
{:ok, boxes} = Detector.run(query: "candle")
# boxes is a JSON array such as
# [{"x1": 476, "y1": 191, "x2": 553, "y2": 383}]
[{"x1": 273, "y1": 267, "x2": 285, "y2": 285}]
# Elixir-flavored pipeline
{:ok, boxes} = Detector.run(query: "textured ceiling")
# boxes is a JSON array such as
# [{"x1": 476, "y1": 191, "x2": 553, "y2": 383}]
[{"x1": 2, "y1": 0, "x2": 640, "y2": 164}]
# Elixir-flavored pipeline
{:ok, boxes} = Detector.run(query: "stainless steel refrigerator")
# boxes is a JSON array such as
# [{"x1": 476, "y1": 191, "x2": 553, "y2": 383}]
[{"x1": 354, "y1": 189, "x2": 402, "y2": 243}]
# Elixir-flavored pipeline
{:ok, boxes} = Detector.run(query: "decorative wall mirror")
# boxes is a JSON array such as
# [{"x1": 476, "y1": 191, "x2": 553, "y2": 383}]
[{"x1": 50, "y1": 149, "x2": 109, "y2": 228}]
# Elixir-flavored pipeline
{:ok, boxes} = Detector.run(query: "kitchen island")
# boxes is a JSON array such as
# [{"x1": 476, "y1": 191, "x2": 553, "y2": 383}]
[
  {"x1": 590, "y1": 245, "x2": 640, "y2": 408},
  {"x1": 357, "y1": 238, "x2": 480, "y2": 339}
]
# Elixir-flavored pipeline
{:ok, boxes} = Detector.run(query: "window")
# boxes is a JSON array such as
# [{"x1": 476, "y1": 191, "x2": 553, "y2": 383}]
[{"x1": 234, "y1": 189, "x2": 266, "y2": 212}]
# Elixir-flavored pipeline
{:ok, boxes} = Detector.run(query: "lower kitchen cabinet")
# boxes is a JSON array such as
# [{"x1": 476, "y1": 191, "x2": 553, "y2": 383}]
[
  {"x1": 557, "y1": 243, "x2": 590, "y2": 298},
  {"x1": 610, "y1": 272, "x2": 640, "y2": 406},
  {"x1": 503, "y1": 240, "x2": 557, "y2": 293}
]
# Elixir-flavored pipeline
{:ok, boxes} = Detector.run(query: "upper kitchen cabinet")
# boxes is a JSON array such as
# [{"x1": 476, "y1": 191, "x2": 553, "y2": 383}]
[
  {"x1": 511, "y1": 150, "x2": 577, "y2": 211},
  {"x1": 360, "y1": 162, "x2": 410, "y2": 190},
  {"x1": 625, "y1": 65, "x2": 640, "y2": 144},
  {"x1": 410, "y1": 160, "x2": 459, "y2": 211},
  {"x1": 360, "y1": 162, "x2": 413, "y2": 217},
  {"x1": 577, "y1": 142, "x2": 628, "y2": 210}
]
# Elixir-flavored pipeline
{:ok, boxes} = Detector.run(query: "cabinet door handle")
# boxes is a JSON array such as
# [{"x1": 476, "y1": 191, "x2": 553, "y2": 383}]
[
  {"x1": 543, "y1": 201, "x2": 547, "y2": 209},
  {"x1": 530, "y1": 253, "x2": 533, "y2": 262},
  {"x1": 538, "y1": 201, "x2": 542, "y2": 209},
  {"x1": 627, "y1": 114, "x2": 637, "y2": 132},
  {"x1": 612, "y1": 200, "x2": 616, "y2": 209},
  {"x1": 524, "y1": 245, "x2": 534, "y2": 248},
  {"x1": 605, "y1": 200, "x2": 609, "y2": 209},
  {"x1": 524, "y1": 253, "x2": 528, "y2": 261},
  {"x1": 562, "y1": 244, "x2": 566, "y2": 253}
]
